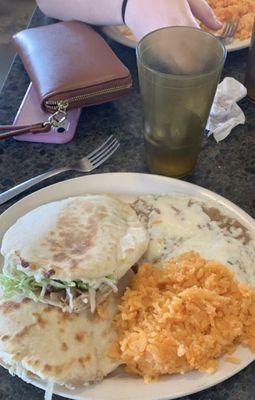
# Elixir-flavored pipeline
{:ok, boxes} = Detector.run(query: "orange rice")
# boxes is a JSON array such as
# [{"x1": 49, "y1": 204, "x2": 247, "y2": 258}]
[
  {"x1": 110, "y1": 252, "x2": 255, "y2": 381},
  {"x1": 207, "y1": 0, "x2": 255, "y2": 40}
]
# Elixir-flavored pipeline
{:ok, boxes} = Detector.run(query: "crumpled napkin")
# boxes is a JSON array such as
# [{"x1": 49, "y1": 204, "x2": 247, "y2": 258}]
[{"x1": 206, "y1": 77, "x2": 247, "y2": 142}]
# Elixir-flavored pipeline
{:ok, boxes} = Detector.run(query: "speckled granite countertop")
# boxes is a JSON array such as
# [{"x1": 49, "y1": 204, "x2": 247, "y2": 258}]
[{"x1": 0, "y1": 8, "x2": 254, "y2": 400}]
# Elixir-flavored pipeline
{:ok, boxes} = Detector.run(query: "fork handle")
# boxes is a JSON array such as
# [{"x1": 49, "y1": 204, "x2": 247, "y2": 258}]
[{"x1": 0, "y1": 167, "x2": 70, "y2": 206}]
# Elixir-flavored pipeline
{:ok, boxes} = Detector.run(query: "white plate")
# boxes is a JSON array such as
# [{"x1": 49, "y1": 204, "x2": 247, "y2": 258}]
[
  {"x1": 102, "y1": 25, "x2": 250, "y2": 52},
  {"x1": 0, "y1": 173, "x2": 254, "y2": 400}
]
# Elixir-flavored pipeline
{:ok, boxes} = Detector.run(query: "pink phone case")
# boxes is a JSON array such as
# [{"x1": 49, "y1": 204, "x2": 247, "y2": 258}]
[{"x1": 14, "y1": 83, "x2": 81, "y2": 144}]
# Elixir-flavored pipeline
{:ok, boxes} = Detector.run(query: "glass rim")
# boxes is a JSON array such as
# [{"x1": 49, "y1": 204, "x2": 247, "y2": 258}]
[{"x1": 136, "y1": 26, "x2": 227, "y2": 79}]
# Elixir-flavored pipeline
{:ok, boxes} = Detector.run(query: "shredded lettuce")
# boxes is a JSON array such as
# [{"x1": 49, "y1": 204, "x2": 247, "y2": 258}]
[
  {"x1": 76, "y1": 281, "x2": 89, "y2": 290},
  {"x1": 0, "y1": 270, "x2": 41, "y2": 302},
  {"x1": 106, "y1": 274, "x2": 116, "y2": 282},
  {"x1": 0, "y1": 268, "x2": 116, "y2": 302}
]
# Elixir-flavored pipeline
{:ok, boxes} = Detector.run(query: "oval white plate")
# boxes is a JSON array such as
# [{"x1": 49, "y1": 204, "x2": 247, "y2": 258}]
[
  {"x1": 0, "y1": 173, "x2": 254, "y2": 400},
  {"x1": 102, "y1": 25, "x2": 250, "y2": 52}
]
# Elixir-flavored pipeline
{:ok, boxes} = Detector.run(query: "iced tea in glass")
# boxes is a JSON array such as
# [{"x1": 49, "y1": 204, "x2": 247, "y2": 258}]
[{"x1": 136, "y1": 27, "x2": 226, "y2": 178}]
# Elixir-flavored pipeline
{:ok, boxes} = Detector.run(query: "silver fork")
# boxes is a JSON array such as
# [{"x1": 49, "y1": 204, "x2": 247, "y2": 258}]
[
  {"x1": 0, "y1": 135, "x2": 119, "y2": 206},
  {"x1": 218, "y1": 19, "x2": 239, "y2": 44}
]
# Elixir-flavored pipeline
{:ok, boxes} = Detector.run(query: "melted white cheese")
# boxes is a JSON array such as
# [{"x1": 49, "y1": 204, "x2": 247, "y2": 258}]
[{"x1": 134, "y1": 194, "x2": 255, "y2": 285}]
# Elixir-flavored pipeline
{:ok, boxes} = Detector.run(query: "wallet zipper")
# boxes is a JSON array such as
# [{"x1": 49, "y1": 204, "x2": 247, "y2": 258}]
[{"x1": 45, "y1": 83, "x2": 131, "y2": 111}]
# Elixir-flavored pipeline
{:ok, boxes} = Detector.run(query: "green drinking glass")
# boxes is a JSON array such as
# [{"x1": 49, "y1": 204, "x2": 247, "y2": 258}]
[{"x1": 137, "y1": 27, "x2": 226, "y2": 178}]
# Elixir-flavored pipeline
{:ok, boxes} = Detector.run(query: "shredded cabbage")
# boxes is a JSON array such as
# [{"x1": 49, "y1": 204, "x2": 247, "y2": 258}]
[
  {"x1": 40, "y1": 285, "x2": 47, "y2": 300},
  {"x1": 66, "y1": 287, "x2": 74, "y2": 311},
  {"x1": 102, "y1": 277, "x2": 118, "y2": 292},
  {"x1": 0, "y1": 271, "x2": 42, "y2": 302},
  {"x1": 0, "y1": 270, "x2": 77, "y2": 302},
  {"x1": 0, "y1": 265, "x2": 117, "y2": 303},
  {"x1": 89, "y1": 287, "x2": 96, "y2": 313}
]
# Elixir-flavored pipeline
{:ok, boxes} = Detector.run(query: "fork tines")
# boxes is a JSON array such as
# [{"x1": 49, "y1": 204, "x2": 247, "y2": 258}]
[
  {"x1": 222, "y1": 18, "x2": 239, "y2": 41},
  {"x1": 87, "y1": 135, "x2": 120, "y2": 168}
]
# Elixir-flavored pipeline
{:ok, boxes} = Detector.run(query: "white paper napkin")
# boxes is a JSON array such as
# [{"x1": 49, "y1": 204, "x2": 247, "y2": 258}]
[{"x1": 206, "y1": 77, "x2": 247, "y2": 142}]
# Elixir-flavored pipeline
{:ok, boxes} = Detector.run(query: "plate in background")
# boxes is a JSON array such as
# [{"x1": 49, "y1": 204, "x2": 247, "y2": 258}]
[{"x1": 102, "y1": 25, "x2": 250, "y2": 52}]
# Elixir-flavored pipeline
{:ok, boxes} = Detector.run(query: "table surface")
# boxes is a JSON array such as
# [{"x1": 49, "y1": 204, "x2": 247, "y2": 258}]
[{"x1": 0, "y1": 8, "x2": 254, "y2": 400}]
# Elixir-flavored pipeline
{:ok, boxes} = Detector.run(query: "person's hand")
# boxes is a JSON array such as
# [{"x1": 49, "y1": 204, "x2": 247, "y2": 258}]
[{"x1": 125, "y1": 0, "x2": 222, "y2": 40}]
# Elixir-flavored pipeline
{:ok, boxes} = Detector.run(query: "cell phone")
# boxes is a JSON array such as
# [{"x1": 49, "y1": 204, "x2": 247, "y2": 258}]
[{"x1": 13, "y1": 83, "x2": 81, "y2": 144}]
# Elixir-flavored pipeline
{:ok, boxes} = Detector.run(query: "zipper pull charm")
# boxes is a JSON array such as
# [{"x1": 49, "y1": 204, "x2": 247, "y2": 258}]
[{"x1": 48, "y1": 100, "x2": 69, "y2": 129}]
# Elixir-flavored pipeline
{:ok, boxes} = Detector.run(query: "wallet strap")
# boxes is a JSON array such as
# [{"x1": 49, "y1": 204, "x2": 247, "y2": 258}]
[
  {"x1": 0, "y1": 122, "x2": 51, "y2": 140},
  {"x1": 0, "y1": 107, "x2": 68, "y2": 140}
]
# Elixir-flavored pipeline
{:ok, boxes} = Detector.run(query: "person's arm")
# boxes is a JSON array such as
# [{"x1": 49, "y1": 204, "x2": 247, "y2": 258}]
[
  {"x1": 36, "y1": 0, "x2": 124, "y2": 25},
  {"x1": 126, "y1": 0, "x2": 222, "y2": 39},
  {"x1": 36, "y1": 0, "x2": 222, "y2": 40}
]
